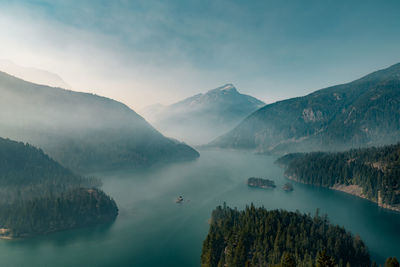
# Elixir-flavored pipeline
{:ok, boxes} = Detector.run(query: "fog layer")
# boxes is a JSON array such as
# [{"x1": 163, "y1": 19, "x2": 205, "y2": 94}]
[
  {"x1": 0, "y1": 71, "x2": 199, "y2": 172},
  {"x1": 140, "y1": 84, "x2": 264, "y2": 145}
]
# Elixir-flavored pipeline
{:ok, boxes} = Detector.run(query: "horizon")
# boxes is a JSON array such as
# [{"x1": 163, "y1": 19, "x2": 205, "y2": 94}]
[
  {"x1": 1, "y1": 60, "x2": 398, "y2": 111},
  {"x1": 1, "y1": 0, "x2": 400, "y2": 109}
]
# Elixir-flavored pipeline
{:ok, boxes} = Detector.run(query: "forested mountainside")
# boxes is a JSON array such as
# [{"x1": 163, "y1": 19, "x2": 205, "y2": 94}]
[
  {"x1": 141, "y1": 84, "x2": 264, "y2": 145},
  {"x1": 276, "y1": 143, "x2": 400, "y2": 211},
  {"x1": 0, "y1": 137, "x2": 117, "y2": 238},
  {"x1": 0, "y1": 71, "x2": 199, "y2": 172},
  {"x1": 201, "y1": 204, "x2": 371, "y2": 267},
  {"x1": 210, "y1": 63, "x2": 400, "y2": 154}
]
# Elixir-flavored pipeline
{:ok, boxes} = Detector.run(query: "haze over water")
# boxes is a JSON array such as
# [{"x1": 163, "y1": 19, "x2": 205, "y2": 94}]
[{"x1": 0, "y1": 149, "x2": 398, "y2": 266}]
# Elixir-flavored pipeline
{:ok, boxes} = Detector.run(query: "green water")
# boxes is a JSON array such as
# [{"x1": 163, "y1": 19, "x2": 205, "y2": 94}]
[{"x1": 0, "y1": 149, "x2": 399, "y2": 266}]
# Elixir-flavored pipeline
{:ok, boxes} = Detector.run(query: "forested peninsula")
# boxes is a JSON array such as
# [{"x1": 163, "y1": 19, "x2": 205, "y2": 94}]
[
  {"x1": 276, "y1": 144, "x2": 400, "y2": 212},
  {"x1": 201, "y1": 204, "x2": 371, "y2": 267},
  {"x1": 0, "y1": 137, "x2": 118, "y2": 238}
]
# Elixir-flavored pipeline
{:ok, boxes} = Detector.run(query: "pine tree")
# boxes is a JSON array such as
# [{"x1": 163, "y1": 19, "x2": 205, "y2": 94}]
[
  {"x1": 201, "y1": 206, "x2": 371, "y2": 267},
  {"x1": 316, "y1": 249, "x2": 336, "y2": 267},
  {"x1": 281, "y1": 252, "x2": 296, "y2": 267},
  {"x1": 385, "y1": 257, "x2": 400, "y2": 267}
]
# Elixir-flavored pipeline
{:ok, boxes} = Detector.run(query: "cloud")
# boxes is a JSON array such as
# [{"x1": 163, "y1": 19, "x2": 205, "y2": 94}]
[
  {"x1": 0, "y1": 0, "x2": 400, "y2": 110},
  {"x1": 0, "y1": 1, "x2": 219, "y2": 109}
]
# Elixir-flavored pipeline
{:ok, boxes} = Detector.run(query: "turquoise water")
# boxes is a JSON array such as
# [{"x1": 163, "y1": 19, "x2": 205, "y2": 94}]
[{"x1": 0, "y1": 149, "x2": 398, "y2": 266}]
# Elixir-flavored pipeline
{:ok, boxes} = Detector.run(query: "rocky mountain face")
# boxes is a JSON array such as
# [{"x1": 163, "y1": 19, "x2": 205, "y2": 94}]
[
  {"x1": 210, "y1": 63, "x2": 400, "y2": 153},
  {"x1": 140, "y1": 84, "x2": 265, "y2": 145},
  {"x1": 0, "y1": 71, "x2": 199, "y2": 172}
]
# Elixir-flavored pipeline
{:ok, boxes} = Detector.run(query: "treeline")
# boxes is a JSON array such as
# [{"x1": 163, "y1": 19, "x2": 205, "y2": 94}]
[
  {"x1": 201, "y1": 204, "x2": 371, "y2": 267},
  {"x1": 0, "y1": 188, "x2": 118, "y2": 237},
  {"x1": 0, "y1": 137, "x2": 118, "y2": 237},
  {"x1": 0, "y1": 137, "x2": 100, "y2": 202},
  {"x1": 276, "y1": 144, "x2": 400, "y2": 206},
  {"x1": 46, "y1": 130, "x2": 199, "y2": 173}
]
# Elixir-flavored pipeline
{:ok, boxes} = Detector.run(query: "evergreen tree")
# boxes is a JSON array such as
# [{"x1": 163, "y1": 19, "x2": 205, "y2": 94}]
[
  {"x1": 385, "y1": 257, "x2": 400, "y2": 267},
  {"x1": 277, "y1": 143, "x2": 400, "y2": 207},
  {"x1": 201, "y1": 205, "x2": 371, "y2": 267},
  {"x1": 0, "y1": 137, "x2": 118, "y2": 237},
  {"x1": 281, "y1": 252, "x2": 296, "y2": 267},
  {"x1": 316, "y1": 250, "x2": 336, "y2": 267}
]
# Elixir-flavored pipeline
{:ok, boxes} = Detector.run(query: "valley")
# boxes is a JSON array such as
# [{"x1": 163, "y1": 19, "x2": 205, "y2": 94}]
[
  {"x1": 2, "y1": 1, "x2": 400, "y2": 266},
  {"x1": 0, "y1": 62, "x2": 399, "y2": 266},
  {"x1": 0, "y1": 71, "x2": 199, "y2": 173},
  {"x1": 140, "y1": 84, "x2": 265, "y2": 145}
]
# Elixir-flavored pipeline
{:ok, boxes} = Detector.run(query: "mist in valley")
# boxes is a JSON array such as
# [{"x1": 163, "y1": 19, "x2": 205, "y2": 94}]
[
  {"x1": 140, "y1": 84, "x2": 265, "y2": 146},
  {"x1": 0, "y1": 71, "x2": 199, "y2": 173},
  {"x1": 0, "y1": 1, "x2": 399, "y2": 266}
]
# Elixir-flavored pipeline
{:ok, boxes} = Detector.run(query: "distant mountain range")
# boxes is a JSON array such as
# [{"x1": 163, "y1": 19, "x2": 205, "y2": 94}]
[
  {"x1": 140, "y1": 84, "x2": 265, "y2": 145},
  {"x1": 0, "y1": 59, "x2": 71, "y2": 89},
  {"x1": 0, "y1": 71, "x2": 199, "y2": 172},
  {"x1": 210, "y1": 63, "x2": 400, "y2": 153}
]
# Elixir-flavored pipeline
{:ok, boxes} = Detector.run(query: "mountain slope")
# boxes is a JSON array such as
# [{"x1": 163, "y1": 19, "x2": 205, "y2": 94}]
[
  {"x1": 0, "y1": 59, "x2": 71, "y2": 89},
  {"x1": 0, "y1": 71, "x2": 199, "y2": 172},
  {"x1": 0, "y1": 137, "x2": 118, "y2": 238},
  {"x1": 210, "y1": 63, "x2": 400, "y2": 153},
  {"x1": 141, "y1": 84, "x2": 265, "y2": 145}
]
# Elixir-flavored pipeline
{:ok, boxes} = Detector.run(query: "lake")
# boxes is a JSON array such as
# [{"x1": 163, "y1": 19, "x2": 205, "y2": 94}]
[{"x1": 0, "y1": 149, "x2": 399, "y2": 266}]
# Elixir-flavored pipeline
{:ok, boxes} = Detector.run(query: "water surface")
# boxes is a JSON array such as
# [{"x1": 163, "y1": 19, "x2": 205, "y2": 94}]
[{"x1": 0, "y1": 149, "x2": 398, "y2": 266}]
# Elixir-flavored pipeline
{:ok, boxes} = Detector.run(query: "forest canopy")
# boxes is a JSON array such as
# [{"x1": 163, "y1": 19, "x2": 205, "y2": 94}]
[
  {"x1": 201, "y1": 204, "x2": 371, "y2": 267},
  {"x1": 0, "y1": 137, "x2": 118, "y2": 237},
  {"x1": 276, "y1": 144, "x2": 400, "y2": 207}
]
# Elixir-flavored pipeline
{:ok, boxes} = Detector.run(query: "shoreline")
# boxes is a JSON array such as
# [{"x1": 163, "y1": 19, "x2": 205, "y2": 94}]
[
  {"x1": 0, "y1": 228, "x2": 13, "y2": 240},
  {"x1": 286, "y1": 175, "x2": 400, "y2": 213}
]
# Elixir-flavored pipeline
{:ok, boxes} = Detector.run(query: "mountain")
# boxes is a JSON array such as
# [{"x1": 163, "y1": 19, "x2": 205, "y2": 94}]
[
  {"x1": 210, "y1": 63, "x2": 400, "y2": 153},
  {"x1": 0, "y1": 137, "x2": 118, "y2": 238},
  {"x1": 276, "y1": 143, "x2": 400, "y2": 212},
  {"x1": 0, "y1": 71, "x2": 199, "y2": 172},
  {"x1": 140, "y1": 84, "x2": 265, "y2": 145},
  {"x1": 0, "y1": 59, "x2": 71, "y2": 89},
  {"x1": 201, "y1": 204, "x2": 371, "y2": 267}
]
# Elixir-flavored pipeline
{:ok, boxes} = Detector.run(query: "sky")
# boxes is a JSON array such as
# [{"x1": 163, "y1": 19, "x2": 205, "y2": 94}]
[{"x1": 0, "y1": 0, "x2": 400, "y2": 110}]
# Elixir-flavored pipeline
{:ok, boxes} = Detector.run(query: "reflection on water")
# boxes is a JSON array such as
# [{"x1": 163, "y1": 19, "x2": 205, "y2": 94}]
[{"x1": 0, "y1": 149, "x2": 398, "y2": 266}]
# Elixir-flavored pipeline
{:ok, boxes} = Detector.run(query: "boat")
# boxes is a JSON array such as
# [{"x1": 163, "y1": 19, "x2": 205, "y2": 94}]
[{"x1": 176, "y1": 196, "x2": 184, "y2": 203}]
